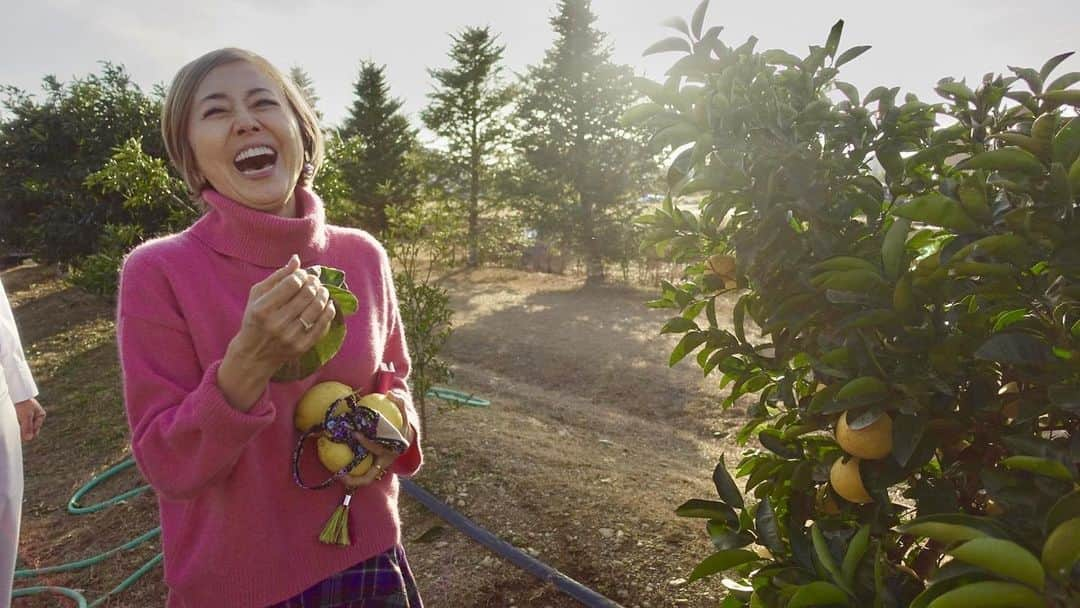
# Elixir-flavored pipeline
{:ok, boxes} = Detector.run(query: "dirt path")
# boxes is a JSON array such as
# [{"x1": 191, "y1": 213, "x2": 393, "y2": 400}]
[{"x1": 7, "y1": 264, "x2": 746, "y2": 607}]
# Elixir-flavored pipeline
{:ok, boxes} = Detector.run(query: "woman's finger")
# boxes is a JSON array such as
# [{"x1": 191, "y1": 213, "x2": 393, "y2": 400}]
[
  {"x1": 353, "y1": 433, "x2": 396, "y2": 459},
  {"x1": 250, "y1": 254, "x2": 300, "y2": 299}
]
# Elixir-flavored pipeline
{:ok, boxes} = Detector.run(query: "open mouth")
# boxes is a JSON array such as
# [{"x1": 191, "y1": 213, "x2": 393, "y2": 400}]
[{"x1": 233, "y1": 145, "x2": 278, "y2": 175}]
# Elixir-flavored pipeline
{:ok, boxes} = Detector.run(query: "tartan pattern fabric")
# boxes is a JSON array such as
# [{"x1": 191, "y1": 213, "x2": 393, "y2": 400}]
[{"x1": 269, "y1": 544, "x2": 423, "y2": 608}]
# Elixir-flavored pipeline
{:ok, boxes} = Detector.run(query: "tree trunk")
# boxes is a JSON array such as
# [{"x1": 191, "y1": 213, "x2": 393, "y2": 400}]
[
  {"x1": 581, "y1": 197, "x2": 604, "y2": 285},
  {"x1": 467, "y1": 118, "x2": 481, "y2": 268},
  {"x1": 468, "y1": 152, "x2": 480, "y2": 268}
]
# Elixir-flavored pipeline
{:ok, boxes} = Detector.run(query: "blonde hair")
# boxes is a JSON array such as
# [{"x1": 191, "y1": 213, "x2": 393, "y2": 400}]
[{"x1": 160, "y1": 48, "x2": 324, "y2": 197}]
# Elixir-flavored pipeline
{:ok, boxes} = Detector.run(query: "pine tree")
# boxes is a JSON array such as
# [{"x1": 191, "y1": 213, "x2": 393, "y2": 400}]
[
  {"x1": 340, "y1": 61, "x2": 418, "y2": 233},
  {"x1": 514, "y1": 0, "x2": 652, "y2": 285},
  {"x1": 288, "y1": 66, "x2": 322, "y2": 121},
  {"x1": 421, "y1": 27, "x2": 515, "y2": 267}
]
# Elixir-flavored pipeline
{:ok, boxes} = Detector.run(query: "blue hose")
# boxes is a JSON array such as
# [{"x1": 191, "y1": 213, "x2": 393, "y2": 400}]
[{"x1": 401, "y1": 479, "x2": 624, "y2": 608}]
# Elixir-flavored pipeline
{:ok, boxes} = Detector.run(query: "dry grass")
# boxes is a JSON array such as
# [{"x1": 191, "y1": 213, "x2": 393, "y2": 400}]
[{"x1": 7, "y1": 262, "x2": 747, "y2": 608}]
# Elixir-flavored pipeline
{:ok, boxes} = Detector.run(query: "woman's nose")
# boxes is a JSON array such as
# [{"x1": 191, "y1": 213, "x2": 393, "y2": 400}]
[{"x1": 233, "y1": 110, "x2": 261, "y2": 135}]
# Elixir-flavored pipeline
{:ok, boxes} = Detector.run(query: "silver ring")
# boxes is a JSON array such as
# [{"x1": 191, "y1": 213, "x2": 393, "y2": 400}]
[{"x1": 299, "y1": 317, "x2": 314, "y2": 332}]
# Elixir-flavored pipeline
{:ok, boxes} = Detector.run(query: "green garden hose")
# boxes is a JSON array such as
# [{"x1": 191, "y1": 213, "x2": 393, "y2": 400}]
[
  {"x1": 12, "y1": 458, "x2": 161, "y2": 607},
  {"x1": 12, "y1": 385, "x2": 492, "y2": 606}
]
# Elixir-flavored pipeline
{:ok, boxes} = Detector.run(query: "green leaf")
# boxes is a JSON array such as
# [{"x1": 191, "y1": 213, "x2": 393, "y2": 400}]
[
  {"x1": 882, "y1": 217, "x2": 911, "y2": 280},
  {"x1": 835, "y1": 81, "x2": 860, "y2": 105},
  {"x1": 992, "y1": 309, "x2": 1029, "y2": 332},
  {"x1": 690, "y1": 0, "x2": 709, "y2": 40},
  {"x1": 789, "y1": 581, "x2": 851, "y2": 608},
  {"x1": 713, "y1": 457, "x2": 745, "y2": 508},
  {"x1": 676, "y1": 499, "x2": 739, "y2": 523},
  {"x1": 898, "y1": 521, "x2": 988, "y2": 544},
  {"x1": 825, "y1": 20, "x2": 844, "y2": 58},
  {"x1": 763, "y1": 49, "x2": 802, "y2": 67},
  {"x1": 325, "y1": 284, "x2": 359, "y2": 316},
  {"x1": 273, "y1": 315, "x2": 347, "y2": 381},
  {"x1": 315, "y1": 265, "x2": 346, "y2": 288},
  {"x1": 836, "y1": 376, "x2": 888, "y2": 401},
  {"x1": 758, "y1": 430, "x2": 803, "y2": 459},
  {"x1": 892, "y1": 413, "x2": 927, "y2": 468},
  {"x1": 661, "y1": 16, "x2": 691, "y2": 37},
  {"x1": 1053, "y1": 117, "x2": 1080, "y2": 168},
  {"x1": 1042, "y1": 89, "x2": 1080, "y2": 108},
  {"x1": 707, "y1": 520, "x2": 754, "y2": 550},
  {"x1": 687, "y1": 549, "x2": 761, "y2": 582},
  {"x1": 974, "y1": 333, "x2": 1054, "y2": 365},
  {"x1": 835, "y1": 45, "x2": 871, "y2": 68},
  {"x1": 733, "y1": 294, "x2": 748, "y2": 344},
  {"x1": 1047, "y1": 71, "x2": 1080, "y2": 92},
  {"x1": 813, "y1": 269, "x2": 888, "y2": 292},
  {"x1": 925, "y1": 581, "x2": 1045, "y2": 608},
  {"x1": 958, "y1": 148, "x2": 1046, "y2": 175},
  {"x1": 643, "y1": 36, "x2": 692, "y2": 56},
  {"x1": 841, "y1": 525, "x2": 871, "y2": 588},
  {"x1": 947, "y1": 538, "x2": 1044, "y2": 590},
  {"x1": 620, "y1": 102, "x2": 663, "y2": 126},
  {"x1": 670, "y1": 331, "x2": 708, "y2": 366},
  {"x1": 892, "y1": 193, "x2": 979, "y2": 232},
  {"x1": 662, "y1": 316, "x2": 698, "y2": 334},
  {"x1": 755, "y1": 498, "x2": 784, "y2": 554},
  {"x1": 1047, "y1": 489, "x2": 1080, "y2": 534},
  {"x1": 1001, "y1": 455, "x2": 1074, "y2": 481},
  {"x1": 1040, "y1": 51, "x2": 1075, "y2": 81},
  {"x1": 811, "y1": 524, "x2": 845, "y2": 586}
]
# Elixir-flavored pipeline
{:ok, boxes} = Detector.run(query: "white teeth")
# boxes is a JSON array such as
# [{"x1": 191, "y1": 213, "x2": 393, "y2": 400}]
[{"x1": 234, "y1": 145, "x2": 275, "y2": 162}]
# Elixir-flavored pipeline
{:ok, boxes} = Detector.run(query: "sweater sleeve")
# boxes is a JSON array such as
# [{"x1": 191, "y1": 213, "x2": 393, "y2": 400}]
[
  {"x1": 0, "y1": 276, "x2": 38, "y2": 404},
  {"x1": 117, "y1": 252, "x2": 276, "y2": 501},
  {"x1": 376, "y1": 247, "x2": 423, "y2": 478}
]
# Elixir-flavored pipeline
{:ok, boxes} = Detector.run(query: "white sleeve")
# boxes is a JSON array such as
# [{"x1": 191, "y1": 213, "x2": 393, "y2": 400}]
[{"x1": 0, "y1": 276, "x2": 38, "y2": 404}]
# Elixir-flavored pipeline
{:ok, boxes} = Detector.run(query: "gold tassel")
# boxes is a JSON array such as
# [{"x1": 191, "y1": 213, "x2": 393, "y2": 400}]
[{"x1": 319, "y1": 492, "x2": 353, "y2": 546}]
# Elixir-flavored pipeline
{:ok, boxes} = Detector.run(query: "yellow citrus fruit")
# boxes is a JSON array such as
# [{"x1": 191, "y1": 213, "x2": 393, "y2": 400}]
[
  {"x1": 830, "y1": 457, "x2": 872, "y2": 504},
  {"x1": 316, "y1": 435, "x2": 369, "y2": 475},
  {"x1": 836, "y1": 411, "x2": 893, "y2": 460},
  {"x1": 1042, "y1": 517, "x2": 1080, "y2": 579},
  {"x1": 295, "y1": 381, "x2": 354, "y2": 432},
  {"x1": 706, "y1": 254, "x2": 737, "y2": 281},
  {"x1": 357, "y1": 393, "x2": 405, "y2": 431}
]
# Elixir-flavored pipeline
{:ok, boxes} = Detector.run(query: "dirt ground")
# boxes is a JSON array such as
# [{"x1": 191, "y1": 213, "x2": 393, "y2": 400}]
[{"x1": 6, "y1": 262, "x2": 747, "y2": 607}]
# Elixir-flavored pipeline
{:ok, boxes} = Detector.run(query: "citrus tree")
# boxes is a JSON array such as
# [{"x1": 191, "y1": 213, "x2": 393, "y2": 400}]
[{"x1": 632, "y1": 2, "x2": 1080, "y2": 606}]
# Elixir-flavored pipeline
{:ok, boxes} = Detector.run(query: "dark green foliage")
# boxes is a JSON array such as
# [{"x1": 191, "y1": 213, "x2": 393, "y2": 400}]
[{"x1": 639, "y1": 1, "x2": 1079, "y2": 605}]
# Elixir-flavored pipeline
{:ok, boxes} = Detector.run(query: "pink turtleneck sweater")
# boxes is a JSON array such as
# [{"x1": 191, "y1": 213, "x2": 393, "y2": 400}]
[{"x1": 116, "y1": 187, "x2": 422, "y2": 607}]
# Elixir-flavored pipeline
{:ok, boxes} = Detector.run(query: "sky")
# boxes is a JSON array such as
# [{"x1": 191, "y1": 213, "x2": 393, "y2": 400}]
[{"x1": 3, "y1": 0, "x2": 1078, "y2": 140}]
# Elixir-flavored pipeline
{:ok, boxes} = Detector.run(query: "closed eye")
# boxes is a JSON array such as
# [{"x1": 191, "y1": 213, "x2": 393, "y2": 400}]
[
  {"x1": 202, "y1": 107, "x2": 224, "y2": 118},
  {"x1": 254, "y1": 99, "x2": 278, "y2": 108}
]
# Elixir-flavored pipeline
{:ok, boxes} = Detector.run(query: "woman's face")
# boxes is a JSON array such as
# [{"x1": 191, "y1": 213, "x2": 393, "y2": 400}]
[{"x1": 187, "y1": 61, "x2": 304, "y2": 216}]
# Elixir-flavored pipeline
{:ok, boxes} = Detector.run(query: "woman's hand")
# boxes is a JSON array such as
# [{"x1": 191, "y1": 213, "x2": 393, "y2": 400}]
[
  {"x1": 218, "y1": 254, "x2": 336, "y2": 410},
  {"x1": 339, "y1": 392, "x2": 413, "y2": 488},
  {"x1": 339, "y1": 434, "x2": 399, "y2": 489}
]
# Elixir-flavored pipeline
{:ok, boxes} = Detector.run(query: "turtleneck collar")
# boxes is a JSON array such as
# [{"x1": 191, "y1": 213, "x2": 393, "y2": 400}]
[{"x1": 189, "y1": 186, "x2": 329, "y2": 268}]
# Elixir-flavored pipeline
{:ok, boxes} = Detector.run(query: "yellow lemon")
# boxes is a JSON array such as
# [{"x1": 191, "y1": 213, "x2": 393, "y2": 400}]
[
  {"x1": 357, "y1": 393, "x2": 405, "y2": 431},
  {"x1": 830, "y1": 457, "x2": 872, "y2": 504},
  {"x1": 316, "y1": 435, "x2": 369, "y2": 475},
  {"x1": 295, "y1": 381, "x2": 354, "y2": 432},
  {"x1": 836, "y1": 411, "x2": 893, "y2": 460},
  {"x1": 706, "y1": 254, "x2": 736, "y2": 278}
]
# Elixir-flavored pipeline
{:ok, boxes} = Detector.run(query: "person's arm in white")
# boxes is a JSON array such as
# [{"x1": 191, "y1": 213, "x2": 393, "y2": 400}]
[{"x1": 0, "y1": 277, "x2": 45, "y2": 441}]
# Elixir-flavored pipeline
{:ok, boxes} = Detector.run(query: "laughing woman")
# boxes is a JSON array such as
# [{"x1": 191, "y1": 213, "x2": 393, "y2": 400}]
[{"x1": 116, "y1": 49, "x2": 423, "y2": 608}]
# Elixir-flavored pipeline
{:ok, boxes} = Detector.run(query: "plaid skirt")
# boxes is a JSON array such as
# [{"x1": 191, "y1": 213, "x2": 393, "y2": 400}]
[{"x1": 269, "y1": 544, "x2": 423, "y2": 608}]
